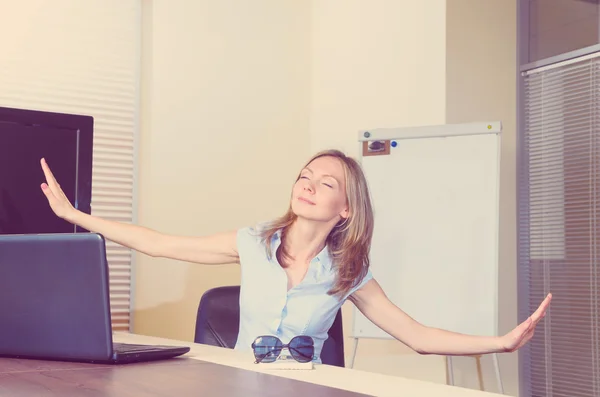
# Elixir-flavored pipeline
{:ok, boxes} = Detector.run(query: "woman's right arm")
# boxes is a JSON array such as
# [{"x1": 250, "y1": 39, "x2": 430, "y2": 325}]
[
  {"x1": 68, "y1": 211, "x2": 238, "y2": 264},
  {"x1": 40, "y1": 158, "x2": 239, "y2": 265}
]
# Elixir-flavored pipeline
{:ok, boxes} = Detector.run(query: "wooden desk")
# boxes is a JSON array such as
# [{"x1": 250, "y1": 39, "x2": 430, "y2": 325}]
[
  {"x1": 0, "y1": 333, "x2": 506, "y2": 397},
  {"x1": 0, "y1": 358, "x2": 369, "y2": 397},
  {"x1": 115, "y1": 333, "x2": 504, "y2": 397}
]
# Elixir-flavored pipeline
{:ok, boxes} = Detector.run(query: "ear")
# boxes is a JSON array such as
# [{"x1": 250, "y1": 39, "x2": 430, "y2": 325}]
[{"x1": 339, "y1": 205, "x2": 349, "y2": 219}]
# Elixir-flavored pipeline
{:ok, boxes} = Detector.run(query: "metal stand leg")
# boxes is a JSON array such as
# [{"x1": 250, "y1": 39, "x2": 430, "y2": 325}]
[
  {"x1": 446, "y1": 356, "x2": 455, "y2": 386},
  {"x1": 475, "y1": 356, "x2": 484, "y2": 390},
  {"x1": 492, "y1": 353, "x2": 504, "y2": 394},
  {"x1": 348, "y1": 338, "x2": 359, "y2": 368}
]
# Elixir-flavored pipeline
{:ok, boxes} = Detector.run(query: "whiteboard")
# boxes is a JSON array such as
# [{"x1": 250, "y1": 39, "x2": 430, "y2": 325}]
[{"x1": 352, "y1": 122, "x2": 501, "y2": 339}]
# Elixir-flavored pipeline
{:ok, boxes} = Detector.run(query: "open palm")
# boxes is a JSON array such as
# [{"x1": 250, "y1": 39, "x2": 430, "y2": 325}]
[
  {"x1": 501, "y1": 293, "x2": 552, "y2": 352},
  {"x1": 39, "y1": 158, "x2": 76, "y2": 220}
]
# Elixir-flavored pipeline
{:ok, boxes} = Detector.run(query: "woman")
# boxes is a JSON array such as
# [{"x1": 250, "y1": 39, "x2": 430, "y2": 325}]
[{"x1": 39, "y1": 150, "x2": 551, "y2": 363}]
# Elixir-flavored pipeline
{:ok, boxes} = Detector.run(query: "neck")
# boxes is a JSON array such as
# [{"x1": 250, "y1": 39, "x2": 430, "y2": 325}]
[{"x1": 283, "y1": 218, "x2": 333, "y2": 265}]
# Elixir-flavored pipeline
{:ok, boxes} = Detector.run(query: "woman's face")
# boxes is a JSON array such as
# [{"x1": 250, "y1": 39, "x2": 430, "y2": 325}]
[{"x1": 291, "y1": 156, "x2": 349, "y2": 224}]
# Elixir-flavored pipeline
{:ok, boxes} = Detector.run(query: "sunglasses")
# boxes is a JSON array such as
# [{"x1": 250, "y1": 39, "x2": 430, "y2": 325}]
[{"x1": 251, "y1": 335, "x2": 314, "y2": 364}]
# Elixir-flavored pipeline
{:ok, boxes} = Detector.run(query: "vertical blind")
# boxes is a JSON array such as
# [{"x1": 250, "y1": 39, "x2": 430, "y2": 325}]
[
  {"x1": 0, "y1": 0, "x2": 140, "y2": 331},
  {"x1": 520, "y1": 52, "x2": 600, "y2": 397}
]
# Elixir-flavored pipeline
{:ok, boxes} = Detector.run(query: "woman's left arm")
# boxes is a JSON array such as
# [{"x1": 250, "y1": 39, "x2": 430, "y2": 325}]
[{"x1": 349, "y1": 278, "x2": 552, "y2": 356}]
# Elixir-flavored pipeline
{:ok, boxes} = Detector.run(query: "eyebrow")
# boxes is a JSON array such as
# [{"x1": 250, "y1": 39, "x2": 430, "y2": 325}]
[{"x1": 304, "y1": 167, "x2": 341, "y2": 184}]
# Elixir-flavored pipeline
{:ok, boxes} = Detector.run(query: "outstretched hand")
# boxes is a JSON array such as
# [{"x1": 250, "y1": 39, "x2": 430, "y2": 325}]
[
  {"x1": 39, "y1": 158, "x2": 76, "y2": 221},
  {"x1": 501, "y1": 293, "x2": 552, "y2": 353}
]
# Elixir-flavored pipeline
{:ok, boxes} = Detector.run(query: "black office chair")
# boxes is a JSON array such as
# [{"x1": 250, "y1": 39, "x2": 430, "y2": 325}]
[{"x1": 194, "y1": 285, "x2": 346, "y2": 367}]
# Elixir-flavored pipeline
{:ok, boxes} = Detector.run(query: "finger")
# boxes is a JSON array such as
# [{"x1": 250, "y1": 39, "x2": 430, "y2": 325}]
[
  {"x1": 40, "y1": 158, "x2": 60, "y2": 188},
  {"x1": 531, "y1": 294, "x2": 552, "y2": 322},
  {"x1": 541, "y1": 293, "x2": 552, "y2": 308},
  {"x1": 531, "y1": 308, "x2": 544, "y2": 323},
  {"x1": 531, "y1": 310, "x2": 549, "y2": 329},
  {"x1": 40, "y1": 158, "x2": 64, "y2": 198},
  {"x1": 40, "y1": 182, "x2": 57, "y2": 204},
  {"x1": 522, "y1": 329, "x2": 535, "y2": 346},
  {"x1": 516, "y1": 335, "x2": 532, "y2": 351},
  {"x1": 512, "y1": 327, "x2": 535, "y2": 351},
  {"x1": 538, "y1": 297, "x2": 551, "y2": 316},
  {"x1": 536, "y1": 295, "x2": 550, "y2": 312},
  {"x1": 40, "y1": 158, "x2": 55, "y2": 181},
  {"x1": 515, "y1": 317, "x2": 533, "y2": 336}
]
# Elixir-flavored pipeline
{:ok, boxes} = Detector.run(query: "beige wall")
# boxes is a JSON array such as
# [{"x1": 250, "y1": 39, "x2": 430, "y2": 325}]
[
  {"x1": 446, "y1": 1, "x2": 517, "y2": 395},
  {"x1": 134, "y1": 0, "x2": 311, "y2": 340},
  {"x1": 309, "y1": 0, "x2": 447, "y2": 154}
]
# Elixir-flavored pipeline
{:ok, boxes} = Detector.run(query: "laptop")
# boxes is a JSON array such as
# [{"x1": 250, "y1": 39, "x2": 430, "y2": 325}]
[{"x1": 0, "y1": 232, "x2": 190, "y2": 364}]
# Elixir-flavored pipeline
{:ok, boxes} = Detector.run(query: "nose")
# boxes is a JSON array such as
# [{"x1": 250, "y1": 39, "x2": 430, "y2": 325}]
[{"x1": 303, "y1": 181, "x2": 315, "y2": 194}]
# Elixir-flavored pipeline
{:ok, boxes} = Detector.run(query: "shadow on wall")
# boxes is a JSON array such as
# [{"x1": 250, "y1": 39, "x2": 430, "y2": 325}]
[{"x1": 131, "y1": 257, "x2": 241, "y2": 342}]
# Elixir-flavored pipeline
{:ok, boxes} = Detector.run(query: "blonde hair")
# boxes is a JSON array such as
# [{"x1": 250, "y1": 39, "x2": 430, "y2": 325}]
[{"x1": 260, "y1": 149, "x2": 374, "y2": 298}]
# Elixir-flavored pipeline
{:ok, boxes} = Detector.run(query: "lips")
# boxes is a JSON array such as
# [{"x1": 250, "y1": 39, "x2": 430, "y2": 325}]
[{"x1": 298, "y1": 197, "x2": 316, "y2": 205}]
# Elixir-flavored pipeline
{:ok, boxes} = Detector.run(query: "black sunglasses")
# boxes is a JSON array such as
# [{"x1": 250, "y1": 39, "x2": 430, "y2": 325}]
[{"x1": 251, "y1": 335, "x2": 314, "y2": 364}]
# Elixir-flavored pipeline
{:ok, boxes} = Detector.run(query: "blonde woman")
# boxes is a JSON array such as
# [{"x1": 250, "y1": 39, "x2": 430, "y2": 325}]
[{"x1": 39, "y1": 150, "x2": 551, "y2": 363}]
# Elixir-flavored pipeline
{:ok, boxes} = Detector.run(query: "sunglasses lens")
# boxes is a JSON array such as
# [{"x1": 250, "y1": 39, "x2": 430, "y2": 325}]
[
  {"x1": 252, "y1": 336, "x2": 282, "y2": 363},
  {"x1": 289, "y1": 336, "x2": 314, "y2": 363}
]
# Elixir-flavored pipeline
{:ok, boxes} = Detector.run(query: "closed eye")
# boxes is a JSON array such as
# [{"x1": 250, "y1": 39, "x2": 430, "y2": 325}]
[{"x1": 323, "y1": 183, "x2": 332, "y2": 188}]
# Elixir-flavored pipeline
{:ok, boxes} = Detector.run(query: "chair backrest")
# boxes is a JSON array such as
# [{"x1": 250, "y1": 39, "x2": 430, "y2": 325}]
[{"x1": 194, "y1": 285, "x2": 345, "y2": 367}]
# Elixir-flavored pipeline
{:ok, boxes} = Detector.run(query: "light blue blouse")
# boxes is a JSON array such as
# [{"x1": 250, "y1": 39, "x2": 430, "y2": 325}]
[{"x1": 234, "y1": 223, "x2": 373, "y2": 363}]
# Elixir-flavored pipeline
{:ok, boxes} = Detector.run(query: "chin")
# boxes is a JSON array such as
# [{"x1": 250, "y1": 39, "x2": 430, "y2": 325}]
[
  {"x1": 290, "y1": 202, "x2": 310, "y2": 218},
  {"x1": 290, "y1": 200, "x2": 336, "y2": 224},
  {"x1": 291, "y1": 206, "x2": 330, "y2": 224}
]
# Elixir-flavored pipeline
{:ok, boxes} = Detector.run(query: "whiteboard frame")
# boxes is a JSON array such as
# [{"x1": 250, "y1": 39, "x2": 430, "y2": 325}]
[
  {"x1": 357, "y1": 121, "x2": 501, "y2": 142},
  {"x1": 352, "y1": 121, "x2": 503, "y2": 341}
]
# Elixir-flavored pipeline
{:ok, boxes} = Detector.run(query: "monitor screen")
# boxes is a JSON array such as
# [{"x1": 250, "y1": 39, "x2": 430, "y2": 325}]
[{"x1": 0, "y1": 106, "x2": 93, "y2": 235}]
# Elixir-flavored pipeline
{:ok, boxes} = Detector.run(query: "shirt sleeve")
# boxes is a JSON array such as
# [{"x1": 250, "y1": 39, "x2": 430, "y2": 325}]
[
  {"x1": 345, "y1": 267, "x2": 374, "y2": 299},
  {"x1": 236, "y1": 225, "x2": 260, "y2": 263},
  {"x1": 236, "y1": 222, "x2": 271, "y2": 269}
]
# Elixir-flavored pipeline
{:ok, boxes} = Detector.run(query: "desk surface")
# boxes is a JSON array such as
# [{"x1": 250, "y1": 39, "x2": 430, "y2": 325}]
[
  {"x1": 0, "y1": 332, "x2": 505, "y2": 397},
  {"x1": 115, "y1": 333, "x2": 503, "y2": 397},
  {"x1": 0, "y1": 357, "x2": 370, "y2": 397}
]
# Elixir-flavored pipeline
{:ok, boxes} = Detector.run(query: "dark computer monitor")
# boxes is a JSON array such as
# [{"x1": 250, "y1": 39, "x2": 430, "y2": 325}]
[{"x1": 0, "y1": 106, "x2": 93, "y2": 235}]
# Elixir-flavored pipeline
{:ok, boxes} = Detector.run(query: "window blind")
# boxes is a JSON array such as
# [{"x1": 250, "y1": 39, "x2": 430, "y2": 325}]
[
  {"x1": 519, "y1": 52, "x2": 600, "y2": 397},
  {"x1": 0, "y1": 1, "x2": 140, "y2": 331}
]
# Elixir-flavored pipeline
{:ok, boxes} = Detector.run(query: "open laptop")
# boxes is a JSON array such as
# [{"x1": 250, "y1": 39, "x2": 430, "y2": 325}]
[{"x1": 0, "y1": 232, "x2": 190, "y2": 364}]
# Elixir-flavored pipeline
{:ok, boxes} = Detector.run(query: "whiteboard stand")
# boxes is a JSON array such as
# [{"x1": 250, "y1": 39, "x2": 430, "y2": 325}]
[
  {"x1": 348, "y1": 337, "x2": 359, "y2": 369},
  {"x1": 350, "y1": 121, "x2": 504, "y2": 394},
  {"x1": 349, "y1": 341, "x2": 504, "y2": 394},
  {"x1": 446, "y1": 355, "x2": 504, "y2": 394}
]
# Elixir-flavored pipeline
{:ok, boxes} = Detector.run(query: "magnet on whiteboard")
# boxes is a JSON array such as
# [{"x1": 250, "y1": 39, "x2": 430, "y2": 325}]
[{"x1": 391, "y1": 141, "x2": 397, "y2": 148}]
